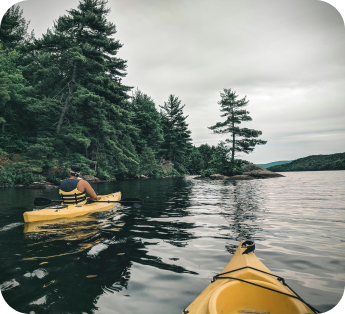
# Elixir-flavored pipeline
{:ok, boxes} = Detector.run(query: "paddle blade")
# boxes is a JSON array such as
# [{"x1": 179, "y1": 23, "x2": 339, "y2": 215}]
[
  {"x1": 120, "y1": 198, "x2": 144, "y2": 208},
  {"x1": 121, "y1": 198, "x2": 143, "y2": 203},
  {"x1": 34, "y1": 197, "x2": 53, "y2": 206}
]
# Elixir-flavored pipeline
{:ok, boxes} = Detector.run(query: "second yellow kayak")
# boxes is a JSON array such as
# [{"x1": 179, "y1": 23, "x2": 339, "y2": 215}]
[
  {"x1": 24, "y1": 192, "x2": 121, "y2": 223},
  {"x1": 183, "y1": 241, "x2": 319, "y2": 314}
]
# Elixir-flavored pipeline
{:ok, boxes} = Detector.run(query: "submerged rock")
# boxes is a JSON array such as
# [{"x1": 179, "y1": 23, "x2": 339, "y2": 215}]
[
  {"x1": 209, "y1": 174, "x2": 226, "y2": 180},
  {"x1": 226, "y1": 175, "x2": 255, "y2": 180}
]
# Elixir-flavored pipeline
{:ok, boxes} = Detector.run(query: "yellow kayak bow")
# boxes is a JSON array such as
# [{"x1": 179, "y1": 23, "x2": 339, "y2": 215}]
[{"x1": 183, "y1": 241, "x2": 319, "y2": 314}]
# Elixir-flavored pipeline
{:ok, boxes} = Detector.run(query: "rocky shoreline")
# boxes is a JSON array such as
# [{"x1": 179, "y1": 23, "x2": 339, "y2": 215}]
[
  {"x1": 1, "y1": 164, "x2": 282, "y2": 189},
  {"x1": 193, "y1": 164, "x2": 284, "y2": 181}
]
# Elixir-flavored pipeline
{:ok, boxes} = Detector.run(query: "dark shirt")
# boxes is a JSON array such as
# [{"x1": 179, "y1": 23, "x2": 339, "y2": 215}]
[{"x1": 60, "y1": 178, "x2": 80, "y2": 192}]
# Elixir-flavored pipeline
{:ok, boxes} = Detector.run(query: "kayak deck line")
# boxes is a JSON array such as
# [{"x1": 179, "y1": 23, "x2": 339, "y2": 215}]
[
  {"x1": 182, "y1": 241, "x2": 319, "y2": 314},
  {"x1": 23, "y1": 192, "x2": 122, "y2": 223},
  {"x1": 238, "y1": 311, "x2": 269, "y2": 314}
]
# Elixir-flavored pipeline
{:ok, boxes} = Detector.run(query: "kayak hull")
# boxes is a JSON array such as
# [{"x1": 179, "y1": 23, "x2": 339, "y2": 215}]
[
  {"x1": 183, "y1": 241, "x2": 316, "y2": 314},
  {"x1": 24, "y1": 192, "x2": 121, "y2": 223}
]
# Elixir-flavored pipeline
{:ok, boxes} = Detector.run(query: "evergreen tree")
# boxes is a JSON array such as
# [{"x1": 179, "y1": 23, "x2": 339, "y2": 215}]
[
  {"x1": 0, "y1": 5, "x2": 30, "y2": 50},
  {"x1": 130, "y1": 89, "x2": 163, "y2": 154},
  {"x1": 209, "y1": 88, "x2": 267, "y2": 162},
  {"x1": 24, "y1": 0, "x2": 136, "y2": 177},
  {"x1": 187, "y1": 146, "x2": 204, "y2": 174},
  {"x1": 197, "y1": 144, "x2": 216, "y2": 170},
  {"x1": 0, "y1": 45, "x2": 37, "y2": 146},
  {"x1": 159, "y1": 94, "x2": 192, "y2": 173},
  {"x1": 139, "y1": 146, "x2": 159, "y2": 176}
]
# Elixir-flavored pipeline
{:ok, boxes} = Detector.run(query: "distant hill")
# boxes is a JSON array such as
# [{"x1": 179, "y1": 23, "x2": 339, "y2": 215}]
[
  {"x1": 267, "y1": 152, "x2": 345, "y2": 172},
  {"x1": 258, "y1": 160, "x2": 292, "y2": 169}
]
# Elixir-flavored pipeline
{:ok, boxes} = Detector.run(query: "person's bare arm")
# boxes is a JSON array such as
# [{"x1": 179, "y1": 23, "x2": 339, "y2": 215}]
[{"x1": 78, "y1": 180, "x2": 98, "y2": 200}]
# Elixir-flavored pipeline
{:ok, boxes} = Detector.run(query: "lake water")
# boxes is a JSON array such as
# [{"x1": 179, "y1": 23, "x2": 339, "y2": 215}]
[{"x1": 0, "y1": 171, "x2": 344, "y2": 314}]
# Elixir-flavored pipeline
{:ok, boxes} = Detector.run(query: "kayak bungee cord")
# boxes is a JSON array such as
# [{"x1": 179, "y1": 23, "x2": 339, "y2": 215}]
[
  {"x1": 209, "y1": 267, "x2": 319, "y2": 314},
  {"x1": 183, "y1": 240, "x2": 322, "y2": 314}
]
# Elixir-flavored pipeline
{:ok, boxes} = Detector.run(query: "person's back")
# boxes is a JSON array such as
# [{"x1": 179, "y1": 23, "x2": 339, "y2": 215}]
[{"x1": 59, "y1": 165, "x2": 98, "y2": 205}]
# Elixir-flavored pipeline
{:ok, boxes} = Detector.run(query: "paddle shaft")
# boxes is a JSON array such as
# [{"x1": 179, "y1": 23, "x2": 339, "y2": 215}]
[{"x1": 34, "y1": 197, "x2": 143, "y2": 206}]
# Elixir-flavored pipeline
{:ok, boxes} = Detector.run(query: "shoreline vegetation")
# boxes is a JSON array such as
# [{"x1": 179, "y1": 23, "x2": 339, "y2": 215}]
[
  {"x1": 4, "y1": 2, "x2": 343, "y2": 189},
  {"x1": 267, "y1": 152, "x2": 345, "y2": 172},
  {"x1": 0, "y1": 1, "x2": 268, "y2": 189}
]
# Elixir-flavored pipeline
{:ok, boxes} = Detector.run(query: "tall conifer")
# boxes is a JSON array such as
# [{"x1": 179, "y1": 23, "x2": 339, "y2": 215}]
[
  {"x1": 209, "y1": 88, "x2": 267, "y2": 162},
  {"x1": 0, "y1": 5, "x2": 30, "y2": 50},
  {"x1": 26, "y1": 0, "x2": 136, "y2": 177},
  {"x1": 160, "y1": 95, "x2": 192, "y2": 172},
  {"x1": 130, "y1": 89, "x2": 163, "y2": 154}
]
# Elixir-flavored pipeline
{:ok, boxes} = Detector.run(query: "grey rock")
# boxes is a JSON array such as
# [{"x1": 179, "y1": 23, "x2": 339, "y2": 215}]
[
  {"x1": 209, "y1": 174, "x2": 225, "y2": 180},
  {"x1": 242, "y1": 164, "x2": 284, "y2": 178},
  {"x1": 81, "y1": 175, "x2": 101, "y2": 182}
]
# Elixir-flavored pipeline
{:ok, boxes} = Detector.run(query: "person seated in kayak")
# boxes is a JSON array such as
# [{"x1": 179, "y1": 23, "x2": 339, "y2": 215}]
[{"x1": 59, "y1": 165, "x2": 98, "y2": 205}]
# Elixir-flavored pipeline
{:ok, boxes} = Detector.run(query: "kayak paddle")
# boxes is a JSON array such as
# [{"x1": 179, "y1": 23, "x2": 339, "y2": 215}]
[{"x1": 34, "y1": 197, "x2": 144, "y2": 208}]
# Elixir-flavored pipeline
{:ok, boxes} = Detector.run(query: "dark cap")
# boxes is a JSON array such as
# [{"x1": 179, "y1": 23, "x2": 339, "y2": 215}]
[
  {"x1": 70, "y1": 165, "x2": 81, "y2": 172},
  {"x1": 69, "y1": 165, "x2": 82, "y2": 177}
]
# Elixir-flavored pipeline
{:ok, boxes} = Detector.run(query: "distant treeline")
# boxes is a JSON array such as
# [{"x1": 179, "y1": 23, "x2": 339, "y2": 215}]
[
  {"x1": 267, "y1": 153, "x2": 345, "y2": 172},
  {"x1": 1, "y1": 1, "x2": 263, "y2": 187},
  {"x1": 259, "y1": 160, "x2": 292, "y2": 169}
]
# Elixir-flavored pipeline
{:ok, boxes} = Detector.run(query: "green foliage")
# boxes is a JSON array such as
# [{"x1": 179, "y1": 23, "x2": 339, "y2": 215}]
[
  {"x1": 201, "y1": 142, "x2": 246, "y2": 176},
  {"x1": 268, "y1": 153, "x2": 345, "y2": 172},
  {"x1": 121, "y1": 135, "x2": 140, "y2": 177},
  {"x1": 200, "y1": 168, "x2": 217, "y2": 177},
  {"x1": 0, "y1": 5, "x2": 30, "y2": 49},
  {"x1": 130, "y1": 89, "x2": 163, "y2": 154},
  {"x1": 209, "y1": 88, "x2": 267, "y2": 162},
  {"x1": 156, "y1": 168, "x2": 180, "y2": 177},
  {"x1": 208, "y1": 141, "x2": 232, "y2": 175},
  {"x1": 60, "y1": 153, "x2": 97, "y2": 176},
  {"x1": 96, "y1": 168, "x2": 111, "y2": 180},
  {"x1": 0, "y1": 2, "x2": 261, "y2": 187},
  {"x1": 160, "y1": 94, "x2": 193, "y2": 173},
  {"x1": 0, "y1": 167, "x2": 43, "y2": 187},
  {"x1": 139, "y1": 146, "x2": 160, "y2": 176},
  {"x1": 187, "y1": 146, "x2": 205, "y2": 174},
  {"x1": 46, "y1": 170, "x2": 69, "y2": 185}
]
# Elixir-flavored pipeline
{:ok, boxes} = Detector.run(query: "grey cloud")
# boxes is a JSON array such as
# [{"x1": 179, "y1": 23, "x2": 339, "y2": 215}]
[{"x1": 19, "y1": 0, "x2": 345, "y2": 163}]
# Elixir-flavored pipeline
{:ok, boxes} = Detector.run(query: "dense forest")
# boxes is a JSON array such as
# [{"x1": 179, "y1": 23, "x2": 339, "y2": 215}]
[
  {"x1": 267, "y1": 153, "x2": 345, "y2": 172},
  {"x1": 0, "y1": 0, "x2": 266, "y2": 187}
]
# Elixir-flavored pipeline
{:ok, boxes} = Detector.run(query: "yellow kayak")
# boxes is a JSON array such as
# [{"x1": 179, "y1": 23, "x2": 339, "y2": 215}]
[
  {"x1": 24, "y1": 192, "x2": 121, "y2": 223},
  {"x1": 183, "y1": 241, "x2": 319, "y2": 314}
]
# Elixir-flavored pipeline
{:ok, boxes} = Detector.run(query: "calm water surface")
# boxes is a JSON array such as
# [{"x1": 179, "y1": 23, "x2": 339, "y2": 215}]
[{"x1": 0, "y1": 171, "x2": 344, "y2": 313}]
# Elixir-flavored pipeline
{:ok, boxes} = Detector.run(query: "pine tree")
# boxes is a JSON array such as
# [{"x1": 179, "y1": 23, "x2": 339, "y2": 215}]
[
  {"x1": 24, "y1": 0, "x2": 136, "y2": 177},
  {"x1": 209, "y1": 88, "x2": 267, "y2": 162},
  {"x1": 130, "y1": 89, "x2": 163, "y2": 154},
  {"x1": 187, "y1": 146, "x2": 204, "y2": 174},
  {"x1": 0, "y1": 46, "x2": 37, "y2": 144},
  {"x1": 159, "y1": 94, "x2": 192, "y2": 173},
  {"x1": 0, "y1": 5, "x2": 30, "y2": 50},
  {"x1": 197, "y1": 144, "x2": 216, "y2": 170},
  {"x1": 140, "y1": 146, "x2": 159, "y2": 176}
]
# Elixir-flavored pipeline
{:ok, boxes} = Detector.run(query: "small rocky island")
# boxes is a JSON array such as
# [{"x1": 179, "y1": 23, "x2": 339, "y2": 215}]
[{"x1": 194, "y1": 164, "x2": 284, "y2": 181}]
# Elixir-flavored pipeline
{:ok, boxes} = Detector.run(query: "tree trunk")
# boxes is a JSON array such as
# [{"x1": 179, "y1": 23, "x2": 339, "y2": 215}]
[
  {"x1": 56, "y1": 64, "x2": 76, "y2": 134},
  {"x1": 231, "y1": 111, "x2": 235, "y2": 163},
  {"x1": 232, "y1": 132, "x2": 235, "y2": 163}
]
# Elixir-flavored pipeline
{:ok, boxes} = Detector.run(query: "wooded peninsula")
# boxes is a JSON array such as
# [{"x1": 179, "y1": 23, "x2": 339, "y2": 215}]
[
  {"x1": 267, "y1": 153, "x2": 345, "y2": 172},
  {"x1": 0, "y1": 1, "x2": 268, "y2": 187}
]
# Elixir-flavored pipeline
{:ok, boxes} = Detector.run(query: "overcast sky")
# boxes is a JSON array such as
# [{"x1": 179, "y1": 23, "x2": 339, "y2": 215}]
[{"x1": 1, "y1": 0, "x2": 345, "y2": 164}]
